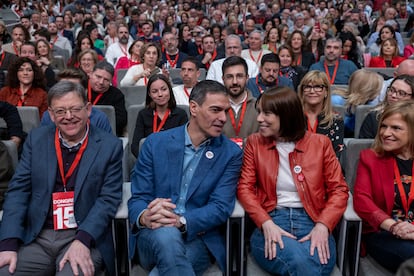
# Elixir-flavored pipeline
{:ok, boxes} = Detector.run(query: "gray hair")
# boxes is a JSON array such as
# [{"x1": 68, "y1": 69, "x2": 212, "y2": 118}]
[
  {"x1": 93, "y1": 60, "x2": 115, "y2": 77},
  {"x1": 48, "y1": 81, "x2": 87, "y2": 106},
  {"x1": 249, "y1": 29, "x2": 264, "y2": 41}
]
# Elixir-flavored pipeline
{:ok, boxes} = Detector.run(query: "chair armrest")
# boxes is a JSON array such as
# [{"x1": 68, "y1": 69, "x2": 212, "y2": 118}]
[
  {"x1": 115, "y1": 182, "x2": 131, "y2": 219},
  {"x1": 231, "y1": 199, "x2": 245, "y2": 218},
  {"x1": 343, "y1": 193, "x2": 362, "y2": 222}
]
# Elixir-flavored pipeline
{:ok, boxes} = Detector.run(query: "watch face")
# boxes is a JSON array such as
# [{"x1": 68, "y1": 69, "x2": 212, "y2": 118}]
[{"x1": 180, "y1": 216, "x2": 186, "y2": 225}]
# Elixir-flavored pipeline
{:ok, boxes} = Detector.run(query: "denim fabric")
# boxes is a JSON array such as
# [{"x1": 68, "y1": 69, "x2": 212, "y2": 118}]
[
  {"x1": 250, "y1": 207, "x2": 336, "y2": 276},
  {"x1": 365, "y1": 231, "x2": 414, "y2": 272},
  {"x1": 137, "y1": 227, "x2": 211, "y2": 276}
]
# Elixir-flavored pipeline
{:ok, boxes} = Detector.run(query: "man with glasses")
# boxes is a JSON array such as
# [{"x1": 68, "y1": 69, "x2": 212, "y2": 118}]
[
  {"x1": 309, "y1": 38, "x2": 357, "y2": 85},
  {"x1": 0, "y1": 81, "x2": 123, "y2": 275},
  {"x1": 161, "y1": 30, "x2": 188, "y2": 69},
  {"x1": 246, "y1": 53, "x2": 293, "y2": 98},
  {"x1": 88, "y1": 61, "x2": 127, "y2": 136},
  {"x1": 222, "y1": 56, "x2": 258, "y2": 146}
]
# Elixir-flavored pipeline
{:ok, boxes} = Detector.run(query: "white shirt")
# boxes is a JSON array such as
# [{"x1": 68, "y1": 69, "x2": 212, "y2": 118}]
[
  {"x1": 241, "y1": 49, "x2": 271, "y2": 66},
  {"x1": 173, "y1": 85, "x2": 192, "y2": 106},
  {"x1": 206, "y1": 57, "x2": 259, "y2": 84},
  {"x1": 105, "y1": 41, "x2": 132, "y2": 66},
  {"x1": 120, "y1": 64, "x2": 162, "y2": 86}
]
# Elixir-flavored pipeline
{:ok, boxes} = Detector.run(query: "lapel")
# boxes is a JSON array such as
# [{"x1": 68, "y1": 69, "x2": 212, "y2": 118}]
[
  {"x1": 166, "y1": 128, "x2": 185, "y2": 201},
  {"x1": 47, "y1": 127, "x2": 58, "y2": 195},
  {"x1": 379, "y1": 156, "x2": 395, "y2": 212},
  {"x1": 74, "y1": 127, "x2": 100, "y2": 201},
  {"x1": 186, "y1": 136, "x2": 223, "y2": 200}
]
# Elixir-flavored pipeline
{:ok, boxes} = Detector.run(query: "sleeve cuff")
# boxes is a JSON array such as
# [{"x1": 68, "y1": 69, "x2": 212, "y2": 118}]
[
  {"x1": 75, "y1": 230, "x2": 95, "y2": 249},
  {"x1": 0, "y1": 238, "x2": 20, "y2": 252}
]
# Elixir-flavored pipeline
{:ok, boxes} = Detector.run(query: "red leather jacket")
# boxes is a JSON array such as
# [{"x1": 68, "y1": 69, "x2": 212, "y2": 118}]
[{"x1": 237, "y1": 132, "x2": 349, "y2": 232}]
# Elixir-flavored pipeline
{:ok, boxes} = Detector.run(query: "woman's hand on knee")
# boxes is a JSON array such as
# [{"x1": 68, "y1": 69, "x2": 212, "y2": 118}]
[
  {"x1": 261, "y1": 220, "x2": 297, "y2": 260},
  {"x1": 299, "y1": 222, "x2": 330, "y2": 264},
  {"x1": 393, "y1": 221, "x2": 414, "y2": 240}
]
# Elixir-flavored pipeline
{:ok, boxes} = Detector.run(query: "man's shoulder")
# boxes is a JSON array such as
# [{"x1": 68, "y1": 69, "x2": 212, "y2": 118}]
[
  {"x1": 89, "y1": 124, "x2": 120, "y2": 145},
  {"x1": 309, "y1": 61, "x2": 323, "y2": 69}
]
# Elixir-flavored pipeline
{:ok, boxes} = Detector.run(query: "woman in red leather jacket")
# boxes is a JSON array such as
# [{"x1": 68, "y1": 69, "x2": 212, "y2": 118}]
[
  {"x1": 369, "y1": 38, "x2": 406, "y2": 68},
  {"x1": 237, "y1": 87, "x2": 349, "y2": 276},
  {"x1": 354, "y1": 100, "x2": 414, "y2": 272}
]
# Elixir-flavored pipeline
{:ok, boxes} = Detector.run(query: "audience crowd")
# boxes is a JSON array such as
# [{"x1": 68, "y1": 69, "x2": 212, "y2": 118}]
[{"x1": 1, "y1": 0, "x2": 414, "y2": 274}]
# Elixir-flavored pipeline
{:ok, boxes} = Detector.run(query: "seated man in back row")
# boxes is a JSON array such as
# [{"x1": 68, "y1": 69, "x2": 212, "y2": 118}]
[
  {"x1": 0, "y1": 81, "x2": 123, "y2": 275},
  {"x1": 128, "y1": 80, "x2": 242, "y2": 275}
]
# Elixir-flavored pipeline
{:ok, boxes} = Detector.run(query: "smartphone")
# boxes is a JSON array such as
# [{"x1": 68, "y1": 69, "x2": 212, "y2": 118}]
[
  {"x1": 149, "y1": 67, "x2": 161, "y2": 78},
  {"x1": 315, "y1": 21, "x2": 320, "y2": 31}
]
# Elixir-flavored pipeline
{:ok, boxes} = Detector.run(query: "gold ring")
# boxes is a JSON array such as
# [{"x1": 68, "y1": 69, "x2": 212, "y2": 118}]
[{"x1": 271, "y1": 240, "x2": 276, "y2": 244}]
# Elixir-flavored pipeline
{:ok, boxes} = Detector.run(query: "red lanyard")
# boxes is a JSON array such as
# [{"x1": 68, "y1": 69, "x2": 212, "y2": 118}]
[
  {"x1": 197, "y1": 46, "x2": 203, "y2": 55},
  {"x1": 256, "y1": 75, "x2": 278, "y2": 94},
  {"x1": 12, "y1": 43, "x2": 19, "y2": 56},
  {"x1": 166, "y1": 53, "x2": 179, "y2": 68},
  {"x1": 205, "y1": 50, "x2": 217, "y2": 70},
  {"x1": 228, "y1": 99, "x2": 247, "y2": 137},
  {"x1": 0, "y1": 52, "x2": 5, "y2": 67},
  {"x1": 120, "y1": 45, "x2": 128, "y2": 56},
  {"x1": 50, "y1": 36, "x2": 58, "y2": 49},
  {"x1": 87, "y1": 81, "x2": 103, "y2": 105},
  {"x1": 184, "y1": 87, "x2": 190, "y2": 98},
  {"x1": 54, "y1": 127, "x2": 89, "y2": 190},
  {"x1": 295, "y1": 55, "x2": 301, "y2": 66},
  {"x1": 324, "y1": 60, "x2": 339, "y2": 84},
  {"x1": 153, "y1": 109, "x2": 170, "y2": 133},
  {"x1": 393, "y1": 158, "x2": 414, "y2": 218},
  {"x1": 16, "y1": 88, "x2": 25, "y2": 107},
  {"x1": 306, "y1": 114, "x2": 318, "y2": 133},
  {"x1": 249, "y1": 49, "x2": 263, "y2": 64},
  {"x1": 269, "y1": 44, "x2": 277, "y2": 53}
]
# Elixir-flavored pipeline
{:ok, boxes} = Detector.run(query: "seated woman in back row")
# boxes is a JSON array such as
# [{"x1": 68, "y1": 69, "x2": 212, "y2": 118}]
[
  {"x1": 354, "y1": 100, "x2": 414, "y2": 272},
  {"x1": 130, "y1": 74, "x2": 188, "y2": 157}
]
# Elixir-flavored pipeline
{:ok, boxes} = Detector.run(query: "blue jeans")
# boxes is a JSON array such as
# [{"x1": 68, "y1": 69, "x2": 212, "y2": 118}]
[
  {"x1": 365, "y1": 231, "x2": 414, "y2": 272},
  {"x1": 136, "y1": 226, "x2": 212, "y2": 276},
  {"x1": 250, "y1": 207, "x2": 336, "y2": 276}
]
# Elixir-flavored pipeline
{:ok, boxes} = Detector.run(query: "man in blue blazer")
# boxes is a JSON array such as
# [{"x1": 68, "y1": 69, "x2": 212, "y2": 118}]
[
  {"x1": 128, "y1": 80, "x2": 243, "y2": 275},
  {"x1": 0, "y1": 81, "x2": 123, "y2": 276}
]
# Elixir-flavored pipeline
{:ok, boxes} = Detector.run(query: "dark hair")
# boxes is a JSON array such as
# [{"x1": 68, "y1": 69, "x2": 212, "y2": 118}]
[
  {"x1": 376, "y1": 25, "x2": 395, "y2": 46},
  {"x1": 48, "y1": 81, "x2": 87, "y2": 106},
  {"x1": 6, "y1": 57, "x2": 45, "y2": 89},
  {"x1": 338, "y1": 31, "x2": 361, "y2": 68},
  {"x1": 222, "y1": 56, "x2": 248, "y2": 75},
  {"x1": 189, "y1": 80, "x2": 227, "y2": 106},
  {"x1": 256, "y1": 86, "x2": 306, "y2": 141},
  {"x1": 287, "y1": 30, "x2": 306, "y2": 51},
  {"x1": 57, "y1": 68, "x2": 88, "y2": 88},
  {"x1": 390, "y1": 74, "x2": 414, "y2": 97},
  {"x1": 33, "y1": 27, "x2": 51, "y2": 41},
  {"x1": 260, "y1": 53, "x2": 280, "y2": 67},
  {"x1": 12, "y1": 24, "x2": 31, "y2": 42},
  {"x1": 182, "y1": 56, "x2": 200, "y2": 70},
  {"x1": 145, "y1": 74, "x2": 176, "y2": 109},
  {"x1": 128, "y1": 39, "x2": 143, "y2": 56},
  {"x1": 262, "y1": 18, "x2": 275, "y2": 31},
  {"x1": 20, "y1": 41, "x2": 36, "y2": 53},
  {"x1": 93, "y1": 60, "x2": 114, "y2": 77}
]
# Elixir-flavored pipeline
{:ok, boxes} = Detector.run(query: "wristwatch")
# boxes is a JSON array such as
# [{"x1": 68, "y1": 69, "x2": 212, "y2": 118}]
[{"x1": 179, "y1": 216, "x2": 187, "y2": 233}]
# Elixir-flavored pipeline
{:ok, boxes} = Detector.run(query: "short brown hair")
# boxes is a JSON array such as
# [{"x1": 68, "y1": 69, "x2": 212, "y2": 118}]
[{"x1": 257, "y1": 86, "x2": 306, "y2": 142}]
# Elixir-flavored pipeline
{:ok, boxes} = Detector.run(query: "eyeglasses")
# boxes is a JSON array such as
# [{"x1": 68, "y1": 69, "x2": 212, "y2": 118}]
[
  {"x1": 387, "y1": 86, "x2": 412, "y2": 98},
  {"x1": 50, "y1": 105, "x2": 86, "y2": 117},
  {"x1": 303, "y1": 85, "x2": 326, "y2": 93}
]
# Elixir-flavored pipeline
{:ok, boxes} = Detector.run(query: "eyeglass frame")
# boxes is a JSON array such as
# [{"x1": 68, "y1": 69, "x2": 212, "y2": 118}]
[
  {"x1": 49, "y1": 105, "x2": 87, "y2": 117},
  {"x1": 386, "y1": 86, "x2": 412, "y2": 98},
  {"x1": 302, "y1": 84, "x2": 326, "y2": 93}
]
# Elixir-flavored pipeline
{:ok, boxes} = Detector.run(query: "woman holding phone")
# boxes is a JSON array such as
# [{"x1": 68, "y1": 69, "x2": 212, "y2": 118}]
[{"x1": 120, "y1": 42, "x2": 163, "y2": 86}]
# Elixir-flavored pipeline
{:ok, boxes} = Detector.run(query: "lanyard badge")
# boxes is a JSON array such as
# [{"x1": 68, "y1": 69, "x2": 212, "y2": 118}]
[{"x1": 52, "y1": 191, "x2": 77, "y2": 230}]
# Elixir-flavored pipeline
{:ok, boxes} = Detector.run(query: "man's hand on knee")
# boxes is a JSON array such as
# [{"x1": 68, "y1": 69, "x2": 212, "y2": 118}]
[
  {"x1": 0, "y1": 251, "x2": 17, "y2": 274},
  {"x1": 58, "y1": 240, "x2": 94, "y2": 276}
]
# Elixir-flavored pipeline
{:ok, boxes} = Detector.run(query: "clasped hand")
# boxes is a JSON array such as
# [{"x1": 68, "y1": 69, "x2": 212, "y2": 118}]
[{"x1": 140, "y1": 198, "x2": 179, "y2": 229}]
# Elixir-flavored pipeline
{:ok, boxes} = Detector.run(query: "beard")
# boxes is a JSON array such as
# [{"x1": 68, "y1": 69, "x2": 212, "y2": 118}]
[{"x1": 119, "y1": 36, "x2": 128, "y2": 44}]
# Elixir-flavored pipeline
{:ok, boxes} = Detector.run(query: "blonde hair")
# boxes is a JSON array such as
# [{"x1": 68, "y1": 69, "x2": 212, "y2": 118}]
[
  {"x1": 298, "y1": 70, "x2": 336, "y2": 127},
  {"x1": 346, "y1": 69, "x2": 383, "y2": 111},
  {"x1": 372, "y1": 100, "x2": 414, "y2": 157}
]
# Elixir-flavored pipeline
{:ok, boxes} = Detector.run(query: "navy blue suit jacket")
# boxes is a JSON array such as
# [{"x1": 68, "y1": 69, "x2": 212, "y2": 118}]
[
  {"x1": 128, "y1": 125, "x2": 242, "y2": 271},
  {"x1": 0, "y1": 125, "x2": 123, "y2": 275}
]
